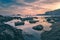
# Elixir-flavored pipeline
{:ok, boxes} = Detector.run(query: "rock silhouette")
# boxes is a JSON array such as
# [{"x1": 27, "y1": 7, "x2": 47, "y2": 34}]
[{"x1": 41, "y1": 22, "x2": 60, "y2": 40}]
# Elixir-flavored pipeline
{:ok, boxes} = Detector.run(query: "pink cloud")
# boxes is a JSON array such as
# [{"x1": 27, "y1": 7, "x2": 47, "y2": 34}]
[{"x1": 0, "y1": 0, "x2": 60, "y2": 15}]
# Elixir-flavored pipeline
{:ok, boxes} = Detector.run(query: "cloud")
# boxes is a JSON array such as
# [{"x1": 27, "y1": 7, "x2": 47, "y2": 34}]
[
  {"x1": 40, "y1": 0, "x2": 60, "y2": 4},
  {"x1": 0, "y1": 0, "x2": 15, "y2": 7},
  {"x1": 0, "y1": 0, "x2": 60, "y2": 15},
  {"x1": 0, "y1": 0, "x2": 28, "y2": 8},
  {"x1": 24, "y1": 0, "x2": 38, "y2": 3}
]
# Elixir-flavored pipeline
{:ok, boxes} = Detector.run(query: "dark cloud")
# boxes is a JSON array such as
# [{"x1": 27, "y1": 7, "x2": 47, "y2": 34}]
[
  {"x1": 0, "y1": 0, "x2": 27, "y2": 8},
  {"x1": 0, "y1": 0, "x2": 38, "y2": 8},
  {"x1": 0, "y1": 0, "x2": 60, "y2": 15},
  {"x1": 0, "y1": 0, "x2": 15, "y2": 7},
  {"x1": 24, "y1": 0, "x2": 37, "y2": 3},
  {"x1": 0, "y1": 0, "x2": 15, "y2": 3}
]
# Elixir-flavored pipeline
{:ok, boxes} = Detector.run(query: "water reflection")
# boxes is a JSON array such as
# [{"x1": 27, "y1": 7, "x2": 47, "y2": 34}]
[
  {"x1": 4, "y1": 16, "x2": 53, "y2": 40},
  {"x1": 1, "y1": 15, "x2": 60, "y2": 40}
]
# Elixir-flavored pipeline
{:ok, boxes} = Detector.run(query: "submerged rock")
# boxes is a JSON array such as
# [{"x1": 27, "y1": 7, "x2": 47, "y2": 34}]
[
  {"x1": 0, "y1": 24, "x2": 24, "y2": 40},
  {"x1": 41, "y1": 22, "x2": 60, "y2": 40},
  {"x1": 32, "y1": 25, "x2": 43, "y2": 31}
]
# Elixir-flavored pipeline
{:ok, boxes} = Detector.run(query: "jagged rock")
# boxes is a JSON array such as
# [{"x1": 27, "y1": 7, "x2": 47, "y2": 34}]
[
  {"x1": 0, "y1": 16, "x2": 13, "y2": 22},
  {"x1": 46, "y1": 18, "x2": 55, "y2": 23},
  {"x1": 45, "y1": 9, "x2": 60, "y2": 15},
  {"x1": 41, "y1": 22, "x2": 60, "y2": 40},
  {"x1": 46, "y1": 17, "x2": 60, "y2": 24},
  {"x1": 32, "y1": 25, "x2": 43, "y2": 31},
  {"x1": 0, "y1": 24, "x2": 24, "y2": 40},
  {"x1": 13, "y1": 17, "x2": 21, "y2": 19}
]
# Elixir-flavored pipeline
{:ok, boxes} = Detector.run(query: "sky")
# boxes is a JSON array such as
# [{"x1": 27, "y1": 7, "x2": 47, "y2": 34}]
[{"x1": 0, "y1": 0, "x2": 60, "y2": 16}]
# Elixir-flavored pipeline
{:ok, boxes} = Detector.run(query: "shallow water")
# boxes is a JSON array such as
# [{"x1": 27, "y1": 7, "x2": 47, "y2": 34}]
[{"x1": 5, "y1": 16, "x2": 52, "y2": 40}]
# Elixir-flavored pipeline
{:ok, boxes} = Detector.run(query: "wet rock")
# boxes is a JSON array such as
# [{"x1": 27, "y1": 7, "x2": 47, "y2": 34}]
[
  {"x1": 15, "y1": 21, "x2": 24, "y2": 26},
  {"x1": 46, "y1": 18, "x2": 55, "y2": 23},
  {"x1": 29, "y1": 20, "x2": 39, "y2": 24},
  {"x1": 32, "y1": 25, "x2": 43, "y2": 31},
  {"x1": 33, "y1": 17, "x2": 38, "y2": 19},
  {"x1": 46, "y1": 17, "x2": 60, "y2": 24},
  {"x1": 13, "y1": 17, "x2": 21, "y2": 19},
  {"x1": 21, "y1": 17, "x2": 33, "y2": 21},
  {"x1": 0, "y1": 24, "x2": 24, "y2": 40},
  {"x1": 0, "y1": 15, "x2": 3, "y2": 17},
  {"x1": 41, "y1": 22, "x2": 60, "y2": 40},
  {"x1": 0, "y1": 16, "x2": 13, "y2": 22}
]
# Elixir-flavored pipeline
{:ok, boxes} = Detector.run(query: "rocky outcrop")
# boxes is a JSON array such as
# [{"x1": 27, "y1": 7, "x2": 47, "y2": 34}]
[
  {"x1": 15, "y1": 21, "x2": 24, "y2": 26},
  {"x1": 20, "y1": 17, "x2": 33, "y2": 21},
  {"x1": 41, "y1": 22, "x2": 60, "y2": 40},
  {"x1": 32, "y1": 25, "x2": 43, "y2": 31},
  {"x1": 0, "y1": 23, "x2": 24, "y2": 40},
  {"x1": 0, "y1": 15, "x2": 13, "y2": 22},
  {"x1": 45, "y1": 17, "x2": 60, "y2": 24},
  {"x1": 45, "y1": 9, "x2": 60, "y2": 15},
  {"x1": 29, "y1": 20, "x2": 39, "y2": 24}
]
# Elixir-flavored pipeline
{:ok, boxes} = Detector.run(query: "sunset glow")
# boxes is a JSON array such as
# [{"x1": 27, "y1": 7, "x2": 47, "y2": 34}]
[
  {"x1": 0, "y1": 0, "x2": 60, "y2": 15},
  {"x1": 0, "y1": 0, "x2": 60, "y2": 40}
]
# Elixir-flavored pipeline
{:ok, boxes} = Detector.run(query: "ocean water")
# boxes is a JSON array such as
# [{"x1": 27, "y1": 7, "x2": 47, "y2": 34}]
[{"x1": 5, "y1": 16, "x2": 52, "y2": 40}]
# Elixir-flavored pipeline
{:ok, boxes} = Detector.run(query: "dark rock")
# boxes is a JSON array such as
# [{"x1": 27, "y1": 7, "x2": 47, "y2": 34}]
[
  {"x1": 13, "y1": 17, "x2": 21, "y2": 19},
  {"x1": 0, "y1": 16, "x2": 13, "y2": 22},
  {"x1": 33, "y1": 17, "x2": 38, "y2": 19},
  {"x1": 15, "y1": 21, "x2": 24, "y2": 26},
  {"x1": 46, "y1": 17, "x2": 60, "y2": 24},
  {"x1": 41, "y1": 22, "x2": 60, "y2": 40},
  {"x1": 29, "y1": 20, "x2": 39, "y2": 24},
  {"x1": 46, "y1": 18, "x2": 55, "y2": 23},
  {"x1": 0, "y1": 15, "x2": 3, "y2": 17},
  {"x1": 32, "y1": 25, "x2": 43, "y2": 31},
  {"x1": 45, "y1": 9, "x2": 60, "y2": 15},
  {"x1": 0, "y1": 24, "x2": 24, "y2": 40},
  {"x1": 21, "y1": 17, "x2": 33, "y2": 21}
]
